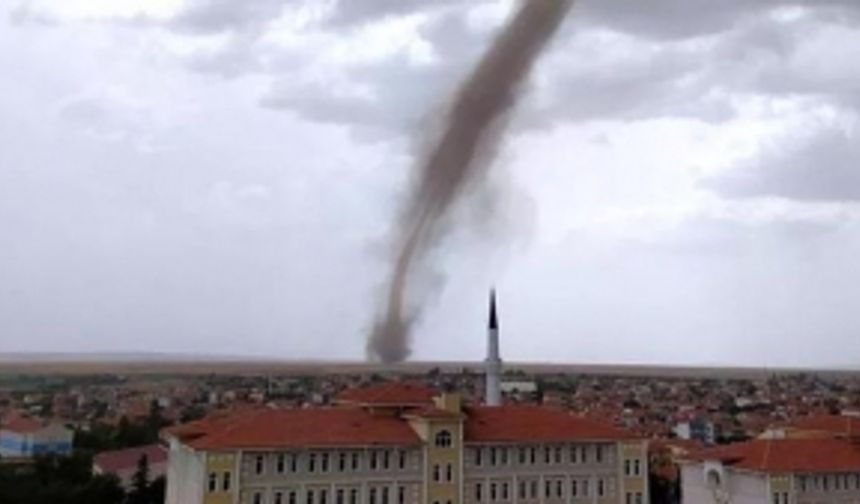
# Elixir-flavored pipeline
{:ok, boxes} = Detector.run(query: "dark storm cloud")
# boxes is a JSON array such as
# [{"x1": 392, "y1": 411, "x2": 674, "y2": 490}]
[{"x1": 706, "y1": 127, "x2": 860, "y2": 202}]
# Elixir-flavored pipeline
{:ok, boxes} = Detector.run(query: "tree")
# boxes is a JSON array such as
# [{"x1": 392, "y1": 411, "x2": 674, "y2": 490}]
[
  {"x1": 146, "y1": 476, "x2": 166, "y2": 504},
  {"x1": 127, "y1": 454, "x2": 150, "y2": 504}
]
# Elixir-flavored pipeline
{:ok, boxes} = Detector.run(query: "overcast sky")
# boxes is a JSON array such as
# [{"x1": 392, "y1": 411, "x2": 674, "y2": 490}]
[{"x1": 2, "y1": 0, "x2": 860, "y2": 367}]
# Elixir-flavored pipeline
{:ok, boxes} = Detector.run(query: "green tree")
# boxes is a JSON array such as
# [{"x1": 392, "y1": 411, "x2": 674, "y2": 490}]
[{"x1": 127, "y1": 454, "x2": 150, "y2": 504}]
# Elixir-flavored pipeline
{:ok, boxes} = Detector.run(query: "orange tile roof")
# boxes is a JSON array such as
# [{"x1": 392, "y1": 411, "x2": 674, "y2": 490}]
[
  {"x1": 1, "y1": 412, "x2": 44, "y2": 434},
  {"x1": 687, "y1": 437, "x2": 860, "y2": 473},
  {"x1": 785, "y1": 415, "x2": 860, "y2": 437},
  {"x1": 169, "y1": 408, "x2": 422, "y2": 450},
  {"x1": 336, "y1": 382, "x2": 436, "y2": 406},
  {"x1": 464, "y1": 406, "x2": 634, "y2": 443}
]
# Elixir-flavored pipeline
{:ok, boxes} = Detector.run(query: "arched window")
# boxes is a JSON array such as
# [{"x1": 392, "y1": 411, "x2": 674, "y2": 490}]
[{"x1": 434, "y1": 430, "x2": 452, "y2": 448}]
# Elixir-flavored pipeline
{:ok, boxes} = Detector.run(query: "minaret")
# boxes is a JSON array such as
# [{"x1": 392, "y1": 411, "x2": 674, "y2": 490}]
[{"x1": 485, "y1": 288, "x2": 502, "y2": 406}]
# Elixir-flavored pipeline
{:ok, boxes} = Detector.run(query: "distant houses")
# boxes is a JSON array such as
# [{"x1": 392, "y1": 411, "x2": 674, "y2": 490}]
[{"x1": 0, "y1": 411, "x2": 74, "y2": 459}]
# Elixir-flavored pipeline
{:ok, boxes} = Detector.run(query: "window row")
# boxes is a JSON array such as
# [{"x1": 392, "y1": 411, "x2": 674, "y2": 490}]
[
  {"x1": 432, "y1": 464, "x2": 455, "y2": 483},
  {"x1": 798, "y1": 473, "x2": 860, "y2": 492},
  {"x1": 468, "y1": 477, "x2": 615, "y2": 501},
  {"x1": 772, "y1": 492, "x2": 789, "y2": 504},
  {"x1": 247, "y1": 485, "x2": 414, "y2": 504},
  {"x1": 208, "y1": 471, "x2": 232, "y2": 493},
  {"x1": 623, "y1": 459, "x2": 643, "y2": 477},
  {"x1": 247, "y1": 450, "x2": 415, "y2": 476},
  {"x1": 470, "y1": 444, "x2": 614, "y2": 468},
  {"x1": 624, "y1": 492, "x2": 643, "y2": 504}
]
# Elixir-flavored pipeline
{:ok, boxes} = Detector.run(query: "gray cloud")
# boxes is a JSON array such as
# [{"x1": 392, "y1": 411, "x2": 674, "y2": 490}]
[
  {"x1": 706, "y1": 126, "x2": 860, "y2": 202},
  {"x1": 168, "y1": 0, "x2": 301, "y2": 34}
]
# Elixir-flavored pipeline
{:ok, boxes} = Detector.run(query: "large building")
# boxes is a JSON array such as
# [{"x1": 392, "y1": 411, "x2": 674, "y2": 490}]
[
  {"x1": 0, "y1": 411, "x2": 74, "y2": 459},
  {"x1": 680, "y1": 414, "x2": 860, "y2": 504},
  {"x1": 164, "y1": 294, "x2": 650, "y2": 504}
]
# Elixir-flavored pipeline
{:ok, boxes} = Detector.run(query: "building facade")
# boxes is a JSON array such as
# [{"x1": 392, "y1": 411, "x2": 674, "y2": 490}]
[
  {"x1": 681, "y1": 416, "x2": 860, "y2": 503},
  {"x1": 164, "y1": 384, "x2": 650, "y2": 504},
  {"x1": 0, "y1": 413, "x2": 73, "y2": 459}
]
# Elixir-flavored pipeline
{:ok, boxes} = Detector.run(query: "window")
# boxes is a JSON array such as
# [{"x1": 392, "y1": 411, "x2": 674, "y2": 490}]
[
  {"x1": 544, "y1": 481, "x2": 551, "y2": 499},
  {"x1": 309, "y1": 453, "x2": 317, "y2": 473},
  {"x1": 490, "y1": 447, "x2": 497, "y2": 466},
  {"x1": 351, "y1": 452, "x2": 360, "y2": 471},
  {"x1": 530, "y1": 481, "x2": 537, "y2": 499},
  {"x1": 598, "y1": 480, "x2": 605, "y2": 497},
  {"x1": 435, "y1": 430, "x2": 453, "y2": 448},
  {"x1": 256, "y1": 454, "x2": 266, "y2": 475},
  {"x1": 337, "y1": 489, "x2": 344, "y2": 504},
  {"x1": 339, "y1": 452, "x2": 347, "y2": 472},
  {"x1": 582, "y1": 480, "x2": 589, "y2": 497},
  {"x1": 596, "y1": 445, "x2": 603, "y2": 463},
  {"x1": 518, "y1": 447, "x2": 526, "y2": 465},
  {"x1": 634, "y1": 459, "x2": 641, "y2": 476},
  {"x1": 518, "y1": 481, "x2": 526, "y2": 500},
  {"x1": 370, "y1": 451, "x2": 378, "y2": 470},
  {"x1": 635, "y1": 492, "x2": 642, "y2": 504},
  {"x1": 290, "y1": 454, "x2": 298, "y2": 472},
  {"x1": 445, "y1": 464, "x2": 453, "y2": 482},
  {"x1": 208, "y1": 472, "x2": 217, "y2": 492},
  {"x1": 307, "y1": 490, "x2": 315, "y2": 504},
  {"x1": 320, "y1": 489, "x2": 328, "y2": 504},
  {"x1": 475, "y1": 448, "x2": 483, "y2": 466},
  {"x1": 382, "y1": 451, "x2": 390, "y2": 470},
  {"x1": 625, "y1": 493, "x2": 632, "y2": 504},
  {"x1": 581, "y1": 446, "x2": 588, "y2": 464},
  {"x1": 500, "y1": 447, "x2": 508, "y2": 465},
  {"x1": 570, "y1": 445, "x2": 578, "y2": 464},
  {"x1": 529, "y1": 447, "x2": 536, "y2": 465},
  {"x1": 782, "y1": 492, "x2": 788, "y2": 504},
  {"x1": 476, "y1": 483, "x2": 483, "y2": 502},
  {"x1": 554, "y1": 447, "x2": 562, "y2": 464},
  {"x1": 254, "y1": 492, "x2": 264, "y2": 504},
  {"x1": 491, "y1": 483, "x2": 497, "y2": 501},
  {"x1": 433, "y1": 465, "x2": 440, "y2": 482},
  {"x1": 370, "y1": 489, "x2": 377, "y2": 504},
  {"x1": 290, "y1": 492, "x2": 297, "y2": 504},
  {"x1": 350, "y1": 489, "x2": 358, "y2": 504},
  {"x1": 502, "y1": 483, "x2": 509, "y2": 500},
  {"x1": 398, "y1": 450, "x2": 407, "y2": 470},
  {"x1": 222, "y1": 472, "x2": 231, "y2": 492},
  {"x1": 398, "y1": 486, "x2": 405, "y2": 504},
  {"x1": 381, "y1": 487, "x2": 389, "y2": 504},
  {"x1": 799, "y1": 476, "x2": 807, "y2": 492},
  {"x1": 556, "y1": 480, "x2": 563, "y2": 498},
  {"x1": 571, "y1": 480, "x2": 578, "y2": 498},
  {"x1": 624, "y1": 460, "x2": 631, "y2": 476},
  {"x1": 544, "y1": 446, "x2": 551, "y2": 464},
  {"x1": 276, "y1": 492, "x2": 284, "y2": 504},
  {"x1": 277, "y1": 454, "x2": 286, "y2": 473},
  {"x1": 322, "y1": 453, "x2": 330, "y2": 472}
]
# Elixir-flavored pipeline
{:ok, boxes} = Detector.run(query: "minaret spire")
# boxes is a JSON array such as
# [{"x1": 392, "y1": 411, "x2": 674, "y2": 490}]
[{"x1": 485, "y1": 288, "x2": 502, "y2": 406}]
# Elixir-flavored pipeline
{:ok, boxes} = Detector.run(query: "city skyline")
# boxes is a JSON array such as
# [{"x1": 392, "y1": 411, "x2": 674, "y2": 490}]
[{"x1": 3, "y1": 0, "x2": 860, "y2": 366}]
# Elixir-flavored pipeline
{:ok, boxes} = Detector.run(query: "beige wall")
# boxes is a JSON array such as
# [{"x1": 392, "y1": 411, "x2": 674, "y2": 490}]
[{"x1": 424, "y1": 421, "x2": 463, "y2": 504}]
